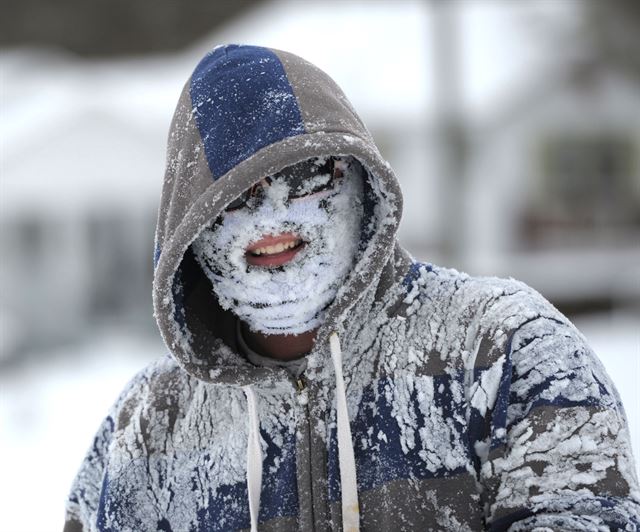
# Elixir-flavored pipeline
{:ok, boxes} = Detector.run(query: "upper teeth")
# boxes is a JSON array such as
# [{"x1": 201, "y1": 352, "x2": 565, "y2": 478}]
[{"x1": 252, "y1": 239, "x2": 301, "y2": 256}]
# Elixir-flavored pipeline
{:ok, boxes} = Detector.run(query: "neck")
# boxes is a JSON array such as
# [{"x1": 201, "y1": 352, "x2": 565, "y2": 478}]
[{"x1": 241, "y1": 321, "x2": 317, "y2": 361}]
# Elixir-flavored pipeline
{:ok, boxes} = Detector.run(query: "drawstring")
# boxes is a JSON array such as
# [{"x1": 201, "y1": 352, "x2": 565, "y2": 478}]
[
  {"x1": 330, "y1": 332, "x2": 361, "y2": 532},
  {"x1": 242, "y1": 334, "x2": 360, "y2": 532},
  {"x1": 243, "y1": 385, "x2": 262, "y2": 532}
]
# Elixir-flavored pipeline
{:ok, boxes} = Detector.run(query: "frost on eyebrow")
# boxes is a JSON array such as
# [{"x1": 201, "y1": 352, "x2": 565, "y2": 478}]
[
  {"x1": 293, "y1": 172, "x2": 332, "y2": 196},
  {"x1": 269, "y1": 155, "x2": 334, "y2": 197}
]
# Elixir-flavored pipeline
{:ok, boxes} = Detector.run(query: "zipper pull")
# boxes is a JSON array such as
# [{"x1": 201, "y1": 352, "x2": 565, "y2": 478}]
[{"x1": 296, "y1": 377, "x2": 308, "y2": 406}]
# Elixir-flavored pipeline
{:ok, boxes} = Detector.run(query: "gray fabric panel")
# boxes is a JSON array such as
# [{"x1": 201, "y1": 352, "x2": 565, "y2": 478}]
[
  {"x1": 296, "y1": 400, "x2": 315, "y2": 531},
  {"x1": 307, "y1": 379, "x2": 333, "y2": 531},
  {"x1": 273, "y1": 49, "x2": 372, "y2": 141},
  {"x1": 330, "y1": 475, "x2": 484, "y2": 531},
  {"x1": 239, "y1": 516, "x2": 298, "y2": 532},
  {"x1": 378, "y1": 244, "x2": 413, "y2": 315},
  {"x1": 62, "y1": 519, "x2": 83, "y2": 532},
  {"x1": 295, "y1": 377, "x2": 335, "y2": 531},
  {"x1": 485, "y1": 404, "x2": 634, "y2": 524},
  {"x1": 155, "y1": 79, "x2": 213, "y2": 257}
]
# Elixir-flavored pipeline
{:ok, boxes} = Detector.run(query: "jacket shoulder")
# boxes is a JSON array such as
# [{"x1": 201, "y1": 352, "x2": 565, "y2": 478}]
[
  {"x1": 110, "y1": 354, "x2": 202, "y2": 439},
  {"x1": 401, "y1": 261, "x2": 567, "y2": 339}
]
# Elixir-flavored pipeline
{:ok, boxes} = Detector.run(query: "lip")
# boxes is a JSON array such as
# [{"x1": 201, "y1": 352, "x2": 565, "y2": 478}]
[{"x1": 245, "y1": 233, "x2": 306, "y2": 267}]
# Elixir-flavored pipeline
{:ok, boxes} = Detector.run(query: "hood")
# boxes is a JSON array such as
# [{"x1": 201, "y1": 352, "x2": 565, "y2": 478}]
[{"x1": 152, "y1": 44, "x2": 404, "y2": 385}]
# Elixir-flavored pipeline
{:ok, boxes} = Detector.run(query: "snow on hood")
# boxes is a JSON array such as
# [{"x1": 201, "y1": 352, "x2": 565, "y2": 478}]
[{"x1": 152, "y1": 44, "x2": 403, "y2": 385}]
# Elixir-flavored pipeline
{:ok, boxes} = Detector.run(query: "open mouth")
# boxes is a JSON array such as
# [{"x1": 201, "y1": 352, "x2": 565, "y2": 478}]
[{"x1": 245, "y1": 233, "x2": 306, "y2": 267}]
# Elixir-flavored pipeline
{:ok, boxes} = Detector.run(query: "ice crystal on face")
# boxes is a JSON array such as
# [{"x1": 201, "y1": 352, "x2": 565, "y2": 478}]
[{"x1": 191, "y1": 157, "x2": 364, "y2": 335}]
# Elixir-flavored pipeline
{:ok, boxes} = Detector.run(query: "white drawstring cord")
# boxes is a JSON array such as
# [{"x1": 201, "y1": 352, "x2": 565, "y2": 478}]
[
  {"x1": 243, "y1": 336, "x2": 359, "y2": 532},
  {"x1": 329, "y1": 332, "x2": 361, "y2": 532},
  {"x1": 243, "y1": 385, "x2": 262, "y2": 532}
]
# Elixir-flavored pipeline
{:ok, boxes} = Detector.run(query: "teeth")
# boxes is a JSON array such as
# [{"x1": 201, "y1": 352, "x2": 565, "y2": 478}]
[{"x1": 251, "y1": 239, "x2": 301, "y2": 256}]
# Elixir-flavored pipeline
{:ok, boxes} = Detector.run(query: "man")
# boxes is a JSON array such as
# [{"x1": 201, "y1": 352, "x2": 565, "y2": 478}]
[{"x1": 64, "y1": 44, "x2": 640, "y2": 531}]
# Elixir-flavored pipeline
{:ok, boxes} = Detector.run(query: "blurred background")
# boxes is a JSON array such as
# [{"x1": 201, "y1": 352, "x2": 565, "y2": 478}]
[{"x1": 1, "y1": 0, "x2": 638, "y2": 529}]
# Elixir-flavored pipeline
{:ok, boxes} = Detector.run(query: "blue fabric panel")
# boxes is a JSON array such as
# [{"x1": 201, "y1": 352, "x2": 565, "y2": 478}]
[
  {"x1": 327, "y1": 374, "x2": 470, "y2": 501},
  {"x1": 401, "y1": 261, "x2": 433, "y2": 290},
  {"x1": 190, "y1": 44, "x2": 305, "y2": 179},
  {"x1": 97, "y1": 428, "x2": 298, "y2": 530},
  {"x1": 259, "y1": 428, "x2": 299, "y2": 520},
  {"x1": 97, "y1": 474, "x2": 111, "y2": 531},
  {"x1": 196, "y1": 429, "x2": 298, "y2": 530},
  {"x1": 514, "y1": 385, "x2": 611, "y2": 413},
  {"x1": 196, "y1": 482, "x2": 250, "y2": 532},
  {"x1": 97, "y1": 473, "x2": 145, "y2": 532}
]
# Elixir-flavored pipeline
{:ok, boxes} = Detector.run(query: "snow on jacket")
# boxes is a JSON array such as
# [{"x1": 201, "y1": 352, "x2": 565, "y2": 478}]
[{"x1": 64, "y1": 44, "x2": 640, "y2": 531}]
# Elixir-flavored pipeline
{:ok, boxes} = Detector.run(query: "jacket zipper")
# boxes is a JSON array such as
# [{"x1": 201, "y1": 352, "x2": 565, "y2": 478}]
[{"x1": 295, "y1": 375, "x2": 316, "y2": 531}]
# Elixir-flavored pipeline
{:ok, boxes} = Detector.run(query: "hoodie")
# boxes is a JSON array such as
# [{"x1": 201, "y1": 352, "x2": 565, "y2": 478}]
[{"x1": 64, "y1": 44, "x2": 640, "y2": 532}]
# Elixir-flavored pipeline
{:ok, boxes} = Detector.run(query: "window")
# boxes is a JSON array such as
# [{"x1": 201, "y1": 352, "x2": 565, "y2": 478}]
[{"x1": 521, "y1": 133, "x2": 639, "y2": 246}]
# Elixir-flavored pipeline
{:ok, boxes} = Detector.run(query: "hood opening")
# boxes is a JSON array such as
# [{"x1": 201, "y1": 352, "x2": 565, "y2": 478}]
[{"x1": 170, "y1": 159, "x2": 381, "y2": 365}]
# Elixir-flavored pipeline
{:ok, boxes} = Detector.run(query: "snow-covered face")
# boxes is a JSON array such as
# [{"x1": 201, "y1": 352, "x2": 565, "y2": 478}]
[{"x1": 192, "y1": 156, "x2": 364, "y2": 335}]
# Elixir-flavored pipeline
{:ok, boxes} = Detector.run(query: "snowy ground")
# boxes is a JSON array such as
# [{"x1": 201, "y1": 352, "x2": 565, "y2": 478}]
[
  {"x1": 0, "y1": 332, "x2": 161, "y2": 531},
  {"x1": 0, "y1": 312, "x2": 638, "y2": 531}
]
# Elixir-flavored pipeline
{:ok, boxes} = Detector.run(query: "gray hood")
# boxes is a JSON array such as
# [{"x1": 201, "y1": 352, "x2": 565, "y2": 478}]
[{"x1": 152, "y1": 44, "x2": 407, "y2": 385}]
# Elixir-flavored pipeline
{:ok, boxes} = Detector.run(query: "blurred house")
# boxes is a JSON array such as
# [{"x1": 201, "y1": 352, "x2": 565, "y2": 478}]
[
  {"x1": 1, "y1": 0, "x2": 638, "y2": 361},
  {"x1": 464, "y1": 56, "x2": 640, "y2": 311},
  {"x1": 0, "y1": 54, "x2": 177, "y2": 357}
]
